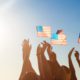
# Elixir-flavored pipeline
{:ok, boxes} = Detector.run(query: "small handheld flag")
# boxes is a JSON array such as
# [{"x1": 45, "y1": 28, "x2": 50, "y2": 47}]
[
  {"x1": 78, "y1": 33, "x2": 80, "y2": 43},
  {"x1": 51, "y1": 30, "x2": 67, "y2": 45},
  {"x1": 36, "y1": 26, "x2": 51, "y2": 38}
]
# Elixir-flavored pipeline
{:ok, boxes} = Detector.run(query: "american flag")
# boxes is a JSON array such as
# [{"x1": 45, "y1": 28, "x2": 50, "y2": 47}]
[
  {"x1": 51, "y1": 30, "x2": 67, "y2": 45},
  {"x1": 36, "y1": 26, "x2": 51, "y2": 37},
  {"x1": 78, "y1": 33, "x2": 80, "y2": 43}
]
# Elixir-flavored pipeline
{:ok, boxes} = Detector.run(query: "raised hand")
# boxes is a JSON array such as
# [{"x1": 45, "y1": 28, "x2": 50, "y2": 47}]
[
  {"x1": 37, "y1": 44, "x2": 42, "y2": 56},
  {"x1": 37, "y1": 41, "x2": 48, "y2": 56},
  {"x1": 68, "y1": 48, "x2": 77, "y2": 80},
  {"x1": 41, "y1": 41, "x2": 48, "y2": 53},
  {"x1": 68, "y1": 48, "x2": 75, "y2": 57},
  {"x1": 22, "y1": 39, "x2": 32, "y2": 61},
  {"x1": 45, "y1": 41, "x2": 52, "y2": 53},
  {"x1": 41, "y1": 41, "x2": 57, "y2": 62},
  {"x1": 37, "y1": 41, "x2": 53, "y2": 80},
  {"x1": 75, "y1": 51, "x2": 80, "y2": 67},
  {"x1": 19, "y1": 39, "x2": 37, "y2": 80}
]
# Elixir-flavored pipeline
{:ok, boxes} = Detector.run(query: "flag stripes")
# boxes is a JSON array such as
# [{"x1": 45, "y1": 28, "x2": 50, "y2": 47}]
[{"x1": 36, "y1": 26, "x2": 51, "y2": 37}]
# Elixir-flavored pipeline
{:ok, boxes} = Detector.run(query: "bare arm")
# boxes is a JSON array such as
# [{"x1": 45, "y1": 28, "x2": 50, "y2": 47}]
[
  {"x1": 68, "y1": 48, "x2": 77, "y2": 80},
  {"x1": 19, "y1": 39, "x2": 35, "y2": 80},
  {"x1": 47, "y1": 44, "x2": 56, "y2": 62},
  {"x1": 37, "y1": 42, "x2": 53, "y2": 80},
  {"x1": 37, "y1": 44, "x2": 46, "y2": 80},
  {"x1": 68, "y1": 48, "x2": 75, "y2": 72},
  {"x1": 43, "y1": 41, "x2": 57, "y2": 62},
  {"x1": 75, "y1": 51, "x2": 80, "y2": 67}
]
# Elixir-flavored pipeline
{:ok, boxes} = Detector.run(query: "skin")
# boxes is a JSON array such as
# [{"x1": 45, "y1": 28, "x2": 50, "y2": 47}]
[
  {"x1": 19, "y1": 39, "x2": 37, "y2": 80},
  {"x1": 37, "y1": 41, "x2": 71, "y2": 80},
  {"x1": 19, "y1": 40, "x2": 78, "y2": 80},
  {"x1": 46, "y1": 41, "x2": 71, "y2": 80},
  {"x1": 75, "y1": 51, "x2": 80, "y2": 67},
  {"x1": 68, "y1": 48, "x2": 77, "y2": 80},
  {"x1": 37, "y1": 43, "x2": 53, "y2": 80}
]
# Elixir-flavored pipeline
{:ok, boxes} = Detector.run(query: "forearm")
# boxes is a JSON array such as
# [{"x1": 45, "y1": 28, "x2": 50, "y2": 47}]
[
  {"x1": 37, "y1": 54, "x2": 53, "y2": 80},
  {"x1": 19, "y1": 63, "x2": 26, "y2": 80},
  {"x1": 68, "y1": 48, "x2": 75, "y2": 72},
  {"x1": 37, "y1": 55, "x2": 46, "y2": 79},
  {"x1": 19, "y1": 58, "x2": 35, "y2": 80},
  {"x1": 48, "y1": 52, "x2": 53, "y2": 59},
  {"x1": 47, "y1": 51, "x2": 56, "y2": 62},
  {"x1": 68, "y1": 58, "x2": 75, "y2": 72},
  {"x1": 76, "y1": 58, "x2": 80, "y2": 67}
]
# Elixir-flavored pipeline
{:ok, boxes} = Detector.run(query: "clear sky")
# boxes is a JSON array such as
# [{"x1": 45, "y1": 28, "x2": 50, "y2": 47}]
[{"x1": 0, "y1": 0, "x2": 80, "y2": 80}]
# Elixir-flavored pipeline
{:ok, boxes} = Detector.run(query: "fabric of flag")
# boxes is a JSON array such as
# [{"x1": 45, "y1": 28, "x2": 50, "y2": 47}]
[
  {"x1": 36, "y1": 26, "x2": 51, "y2": 37},
  {"x1": 51, "y1": 33, "x2": 58, "y2": 40},
  {"x1": 51, "y1": 30, "x2": 67, "y2": 45},
  {"x1": 78, "y1": 33, "x2": 80, "y2": 43}
]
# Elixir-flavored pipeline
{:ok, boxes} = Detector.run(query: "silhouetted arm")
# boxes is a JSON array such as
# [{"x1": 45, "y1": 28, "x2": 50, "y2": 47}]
[
  {"x1": 19, "y1": 39, "x2": 36, "y2": 80},
  {"x1": 37, "y1": 52, "x2": 46, "y2": 80},
  {"x1": 45, "y1": 41, "x2": 58, "y2": 64},
  {"x1": 68, "y1": 48, "x2": 75, "y2": 72},
  {"x1": 47, "y1": 44, "x2": 56, "y2": 62},
  {"x1": 68, "y1": 48, "x2": 77, "y2": 80},
  {"x1": 75, "y1": 51, "x2": 80, "y2": 67},
  {"x1": 37, "y1": 42, "x2": 53, "y2": 80}
]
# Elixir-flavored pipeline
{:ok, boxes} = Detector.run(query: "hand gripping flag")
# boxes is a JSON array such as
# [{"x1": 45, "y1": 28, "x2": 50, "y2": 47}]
[
  {"x1": 36, "y1": 26, "x2": 51, "y2": 37},
  {"x1": 78, "y1": 33, "x2": 80, "y2": 43},
  {"x1": 51, "y1": 30, "x2": 67, "y2": 45}
]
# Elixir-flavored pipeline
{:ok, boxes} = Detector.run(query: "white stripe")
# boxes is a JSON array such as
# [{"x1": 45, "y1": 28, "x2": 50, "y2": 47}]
[
  {"x1": 37, "y1": 32, "x2": 51, "y2": 37},
  {"x1": 58, "y1": 34, "x2": 66, "y2": 40},
  {"x1": 51, "y1": 39, "x2": 67, "y2": 45},
  {"x1": 43, "y1": 26, "x2": 51, "y2": 31}
]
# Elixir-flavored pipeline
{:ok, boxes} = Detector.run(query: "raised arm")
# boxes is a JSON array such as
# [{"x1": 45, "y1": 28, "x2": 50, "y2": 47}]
[
  {"x1": 75, "y1": 51, "x2": 80, "y2": 67},
  {"x1": 37, "y1": 44, "x2": 46, "y2": 80},
  {"x1": 19, "y1": 39, "x2": 36, "y2": 80},
  {"x1": 37, "y1": 42, "x2": 53, "y2": 80},
  {"x1": 68, "y1": 48, "x2": 77, "y2": 80},
  {"x1": 68, "y1": 48, "x2": 75, "y2": 71},
  {"x1": 44, "y1": 41, "x2": 57, "y2": 62}
]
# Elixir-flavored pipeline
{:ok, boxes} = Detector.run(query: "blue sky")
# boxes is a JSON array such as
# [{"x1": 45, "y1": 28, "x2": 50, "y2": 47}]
[{"x1": 0, "y1": 0, "x2": 80, "y2": 80}]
